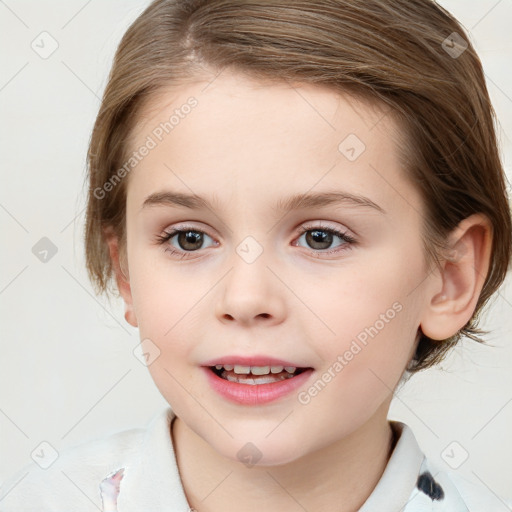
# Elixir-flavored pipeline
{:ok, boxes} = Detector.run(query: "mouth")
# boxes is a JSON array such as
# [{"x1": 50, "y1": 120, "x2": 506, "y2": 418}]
[
  {"x1": 202, "y1": 358, "x2": 315, "y2": 405},
  {"x1": 208, "y1": 364, "x2": 312, "y2": 385}
]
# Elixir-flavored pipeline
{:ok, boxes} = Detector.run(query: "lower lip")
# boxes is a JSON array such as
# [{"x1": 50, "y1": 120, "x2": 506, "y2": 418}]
[{"x1": 202, "y1": 367, "x2": 314, "y2": 405}]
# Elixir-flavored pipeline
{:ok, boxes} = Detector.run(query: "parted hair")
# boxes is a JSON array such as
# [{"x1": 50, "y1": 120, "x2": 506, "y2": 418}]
[{"x1": 84, "y1": 0, "x2": 512, "y2": 374}]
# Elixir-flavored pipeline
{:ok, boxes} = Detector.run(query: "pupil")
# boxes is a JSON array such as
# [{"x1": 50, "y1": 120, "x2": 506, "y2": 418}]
[
  {"x1": 307, "y1": 230, "x2": 332, "y2": 250},
  {"x1": 179, "y1": 231, "x2": 202, "y2": 250}
]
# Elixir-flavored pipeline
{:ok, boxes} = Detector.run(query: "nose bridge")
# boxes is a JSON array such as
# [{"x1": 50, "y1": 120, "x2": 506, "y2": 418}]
[
  {"x1": 215, "y1": 232, "x2": 286, "y2": 324},
  {"x1": 227, "y1": 233, "x2": 271, "y2": 295},
  {"x1": 223, "y1": 193, "x2": 272, "y2": 269}
]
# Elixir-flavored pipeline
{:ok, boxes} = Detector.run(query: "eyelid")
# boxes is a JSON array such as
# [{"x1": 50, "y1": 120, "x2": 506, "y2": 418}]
[
  {"x1": 299, "y1": 220, "x2": 353, "y2": 234},
  {"x1": 161, "y1": 222, "x2": 216, "y2": 239}
]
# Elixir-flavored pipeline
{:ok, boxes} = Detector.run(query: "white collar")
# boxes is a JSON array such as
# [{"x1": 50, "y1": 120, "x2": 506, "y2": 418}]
[
  {"x1": 114, "y1": 407, "x2": 428, "y2": 510},
  {"x1": 116, "y1": 407, "x2": 190, "y2": 510},
  {"x1": 359, "y1": 420, "x2": 425, "y2": 511}
]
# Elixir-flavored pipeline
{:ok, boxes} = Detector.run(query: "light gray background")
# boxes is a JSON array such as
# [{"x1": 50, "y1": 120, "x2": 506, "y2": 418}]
[{"x1": 1, "y1": 0, "x2": 511, "y2": 506}]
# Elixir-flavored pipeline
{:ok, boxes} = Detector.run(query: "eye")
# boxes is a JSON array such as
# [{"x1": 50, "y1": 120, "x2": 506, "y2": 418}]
[
  {"x1": 155, "y1": 223, "x2": 356, "y2": 260},
  {"x1": 155, "y1": 226, "x2": 216, "y2": 259},
  {"x1": 295, "y1": 224, "x2": 356, "y2": 255}
]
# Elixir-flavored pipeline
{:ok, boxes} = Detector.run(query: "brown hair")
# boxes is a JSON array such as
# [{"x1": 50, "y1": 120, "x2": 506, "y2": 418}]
[{"x1": 84, "y1": 0, "x2": 512, "y2": 374}]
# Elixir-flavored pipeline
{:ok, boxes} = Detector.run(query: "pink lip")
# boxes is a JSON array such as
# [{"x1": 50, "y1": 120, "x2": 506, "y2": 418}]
[
  {"x1": 202, "y1": 355, "x2": 310, "y2": 368},
  {"x1": 201, "y1": 366, "x2": 314, "y2": 405}
]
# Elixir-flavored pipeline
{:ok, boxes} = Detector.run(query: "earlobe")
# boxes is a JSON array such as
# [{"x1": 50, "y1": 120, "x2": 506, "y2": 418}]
[
  {"x1": 103, "y1": 227, "x2": 138, "y2": 328},
  {"x1": 420, "y1": 214, "x2": 492, "y2": 341}
]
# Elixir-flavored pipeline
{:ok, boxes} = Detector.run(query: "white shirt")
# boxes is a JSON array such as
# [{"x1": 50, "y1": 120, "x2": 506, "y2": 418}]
[{"x1": 0, "y1": 406, "x2": 503, "y2": 511}]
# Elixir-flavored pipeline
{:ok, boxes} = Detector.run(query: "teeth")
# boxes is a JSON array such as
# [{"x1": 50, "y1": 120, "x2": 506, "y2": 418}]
[
  {"x1": 224, "y1": 373, "x2": 294, "y2": 385},
  {"x1": 233, "y1": 365, "x2": 251, "y2": 374},
  {"x1": 251, "y1": 366, "x2": 270, "y2": 375},
  {"x1": 214, "y1": 364, "x2": 299, "y2": 375}
]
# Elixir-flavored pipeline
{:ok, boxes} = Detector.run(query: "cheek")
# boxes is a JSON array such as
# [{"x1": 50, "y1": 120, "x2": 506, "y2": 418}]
[
  {"x1": 299, "y1": 284, "x2": 419, "y2": 437},
  {"x1": 127, "y1": 238, "x2": 190, "y2": 322},
  {"x1": 309, "y1": 245, "x2": 424, "y2": 388},
  {"x1": 127, "y1": 247, "x2": 213, "y2": 369},
  {"x1": 316, "y1": 248, "x2": 422, "y2": 337}
]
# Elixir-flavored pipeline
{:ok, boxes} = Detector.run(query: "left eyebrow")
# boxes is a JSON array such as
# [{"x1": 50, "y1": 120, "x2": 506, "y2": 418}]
[
  {"x1": 140, "y1": 190, "x2": 386, "y2": 214},
  {"x1": 274, "y1": 190, "x2": 386, "y2": 214}
]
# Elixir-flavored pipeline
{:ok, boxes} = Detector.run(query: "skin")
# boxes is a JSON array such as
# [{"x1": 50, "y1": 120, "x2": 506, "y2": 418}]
[{"x1": 106, "y1": 69, "x2": 492, "y2": 512}]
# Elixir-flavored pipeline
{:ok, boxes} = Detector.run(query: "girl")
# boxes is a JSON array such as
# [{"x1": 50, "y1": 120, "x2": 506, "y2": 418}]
[{"x1": 1, "y1": 0, "x2": 510, "y2": 510}]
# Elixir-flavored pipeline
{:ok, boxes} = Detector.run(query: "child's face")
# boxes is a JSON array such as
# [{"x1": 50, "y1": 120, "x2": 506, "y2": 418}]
[{"x1": 120, "y1": 70, "x2": 438, "y2": 465}]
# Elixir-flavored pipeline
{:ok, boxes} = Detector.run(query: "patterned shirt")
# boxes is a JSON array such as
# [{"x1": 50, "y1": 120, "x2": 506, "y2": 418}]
[{"x1": 0, "y1": 406, "x2": 505, "y2": 510}]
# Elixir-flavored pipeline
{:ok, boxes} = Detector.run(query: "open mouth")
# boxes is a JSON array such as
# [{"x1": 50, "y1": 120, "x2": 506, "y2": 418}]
[{"x1": 209, "y1": 364, "x2": 312, "y2": 385}]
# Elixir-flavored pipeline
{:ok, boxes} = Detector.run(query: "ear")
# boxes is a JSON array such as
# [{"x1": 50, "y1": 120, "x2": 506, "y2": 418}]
[
  {"x1": 103, "y1": 227, "x2": 138, "y2": 328},
  {"x1": 420, "y1": 213, "x2": 493, "y2": 340}
]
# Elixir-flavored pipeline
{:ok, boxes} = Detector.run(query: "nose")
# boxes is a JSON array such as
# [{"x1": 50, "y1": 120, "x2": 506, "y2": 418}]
[{"x1": 215, "y1": 249, "x2": 286, "y2": 327}]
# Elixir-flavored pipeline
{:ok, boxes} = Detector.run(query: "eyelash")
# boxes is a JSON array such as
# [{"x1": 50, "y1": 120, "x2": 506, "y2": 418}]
[{"x1": 154, "y1": 224, "x2": 357, "y2": 259}]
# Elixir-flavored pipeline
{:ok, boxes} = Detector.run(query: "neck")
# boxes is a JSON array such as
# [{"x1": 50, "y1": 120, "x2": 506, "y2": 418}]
[{"x1": 171, "y1": 402, "x2": 396, "y2": 512}]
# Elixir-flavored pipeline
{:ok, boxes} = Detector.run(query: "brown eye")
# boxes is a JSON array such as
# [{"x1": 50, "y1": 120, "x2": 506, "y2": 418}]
[
  {"x1": 155, "y1": 227, "x2": 216, "y2": 257},
  {"x1": 296, "y1": 225, "x2": 356, "y2": 253},
  {"x1": 175, "y1": 230, "x2": 204, "y2": 251},
  {"x1": 304, "y1": 229, "x2": 334, "y2": 250}
]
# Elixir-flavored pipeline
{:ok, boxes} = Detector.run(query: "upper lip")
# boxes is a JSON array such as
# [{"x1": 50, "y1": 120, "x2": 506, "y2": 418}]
[{"x1": 202, "y1": 355, "x2": 312, "y2": 368}]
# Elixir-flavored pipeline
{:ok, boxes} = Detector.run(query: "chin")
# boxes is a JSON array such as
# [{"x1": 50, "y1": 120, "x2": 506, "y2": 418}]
[{"x1": 213, "y1": 435, "x2": 308, "y2": 468}]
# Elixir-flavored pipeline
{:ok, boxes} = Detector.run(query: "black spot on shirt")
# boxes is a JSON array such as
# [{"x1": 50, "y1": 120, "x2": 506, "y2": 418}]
[{"x1": 417, "y1": 471, "x2": 445, "y2": 501}]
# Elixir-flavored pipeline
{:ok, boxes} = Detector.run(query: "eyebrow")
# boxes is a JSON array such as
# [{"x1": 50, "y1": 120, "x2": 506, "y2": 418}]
[{"x1": 141, "y1": 190, "x2": 386, "y2": 214}]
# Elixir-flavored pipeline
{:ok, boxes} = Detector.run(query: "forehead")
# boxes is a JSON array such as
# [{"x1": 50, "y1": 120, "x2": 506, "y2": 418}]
[
  {"x1": 125, "y1": 70, "x2": 419, "y2": 220},
  {"x1": 131, "y1": 71, "x2": 397, "y2": 150}
]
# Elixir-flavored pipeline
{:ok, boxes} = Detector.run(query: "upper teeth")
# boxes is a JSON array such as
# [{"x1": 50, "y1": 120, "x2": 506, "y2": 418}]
[{"x1": 214, "y1": 364, "x2": 297, "y2": 375}]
